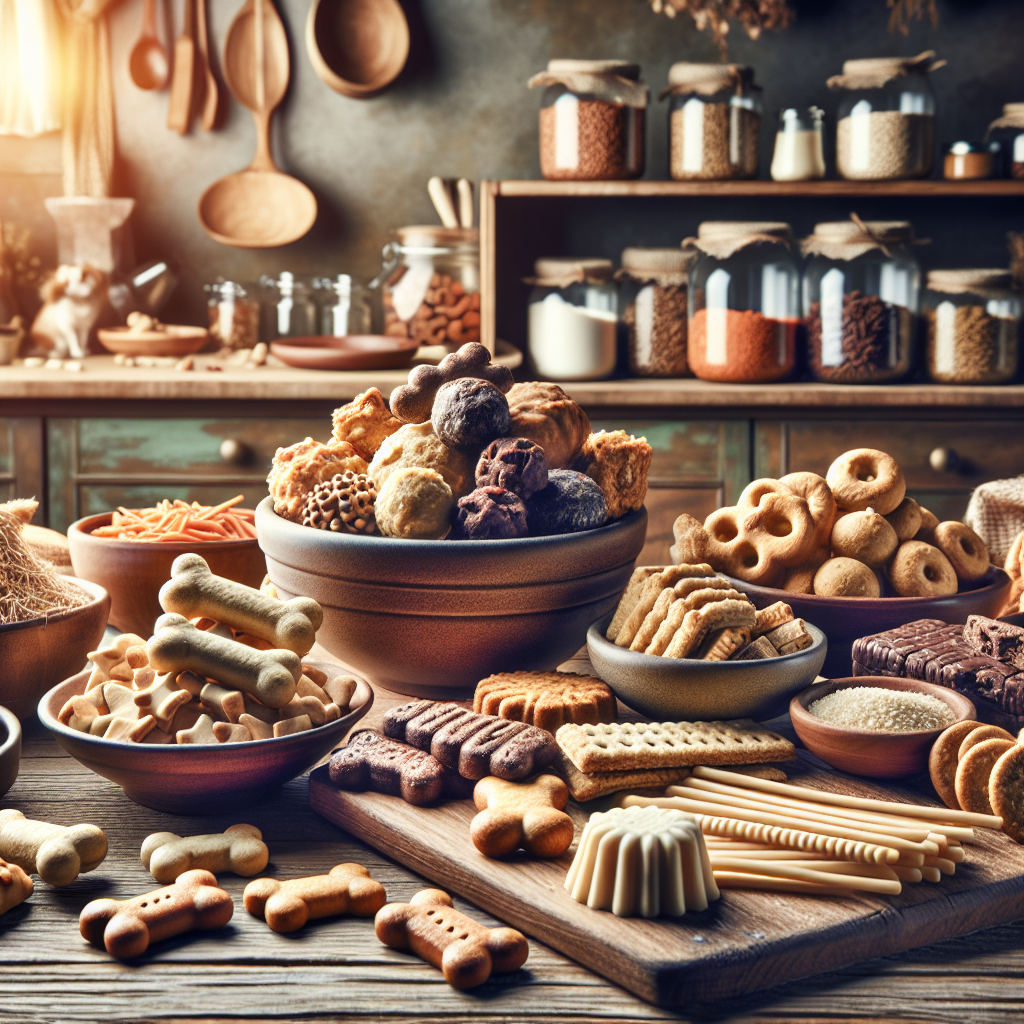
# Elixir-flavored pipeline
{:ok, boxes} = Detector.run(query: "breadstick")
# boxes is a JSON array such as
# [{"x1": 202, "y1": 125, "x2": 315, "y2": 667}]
[
  {"x1": 921, "y1": 865, "x2": 942, "y2": 882},
  {"x1": 892, "y1": 865, "x2": 924, "y2": 883},
  {"x1": 708, "y1": 857, "x2": 901, "y2": 895},
  {"x1": 712, "y1": 871, "x2": 868, "y2": 897},
  {"x1": 941, "y1": 844, "x2": 966, "y2": 864},
  {"x1": 923, "y1": 856, "x2": 956, "y2": 876}
]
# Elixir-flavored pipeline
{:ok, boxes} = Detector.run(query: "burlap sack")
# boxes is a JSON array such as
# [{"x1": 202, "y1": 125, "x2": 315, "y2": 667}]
[{"x1": 964, "y1": 475, "x2": 1024, "y2": 567}]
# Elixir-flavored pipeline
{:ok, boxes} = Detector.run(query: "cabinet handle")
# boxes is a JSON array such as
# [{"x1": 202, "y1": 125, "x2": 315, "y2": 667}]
[
  {"x1": 929, "y1": 447, "x2": 958, "y2": 473},
  {"x1": 219, "y1": 438, "x2": 250, "y2": 466}
]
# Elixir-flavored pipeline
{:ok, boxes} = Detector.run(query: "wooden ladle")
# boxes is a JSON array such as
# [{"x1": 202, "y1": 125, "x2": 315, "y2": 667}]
[
  {"x1": 129, "y1": 0, "x2": 169, "y2": 91},
  {"x1": 198, "y1": 0, "x2": 317, "y2": 248}
]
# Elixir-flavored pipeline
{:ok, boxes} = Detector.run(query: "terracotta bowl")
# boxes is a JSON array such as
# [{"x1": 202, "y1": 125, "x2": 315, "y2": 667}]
[
  {"x1": 256, "y1": 497, "x2": 648, "y2": 698},
  {"x1": 725, "y1": 567, "x2": 1012, "y2": 679},
  {"x1": 270, "y1": 334, "x2": 419, "y2": 371},
  {"x1": 587, "y1": 614, "x2": 827, "y2": 721},
  {"x1": 38, "y1": 661, "x2": 373, "y2": 814},
  {"x1": 0, "y1": 578, "x2": 110, "y2": 720},
  {"x1": 0, "y1": 705, "x2": 21, "y2": 798},
  {"x1": 790, "y1": 676, "x2": 977, "y2": 779},
  {"x1": 97, "y1": 325, "x2": 209, "y2": 357},
  {"x1": 68, "y1": 512, "x2": 266, "y2": 638}
]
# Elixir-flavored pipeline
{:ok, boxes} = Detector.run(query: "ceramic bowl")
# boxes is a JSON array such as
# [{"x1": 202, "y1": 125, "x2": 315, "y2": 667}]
[
  {"x1": 587, "y1": 614, "x2": 827, "y2": 721},
  {"x1": 256, "y1": 497, "x2": 648, "y2": 698},
  {"x1": 270, "y1": 334, "x2": 419, "y2": 371},
  {"x1": 0, "y1": 705, "x2": 21, "y2": 798},
  {"x1": 38, "y1": 661, "x2": 373, "y2": 814},
  {"x1": 790, "y1": 675, "x2": 977, "y2": 779},
  {"x1": 725, "y1": 566, "x2": 1012, "y2": 679},
  {"x1": 68, "y1": 512, "x2": 266, "y2": 638},
  {"x1": 97, "y1": 325, "x2": 208, "y2": 357},
  {"x1": 0, "y1": 578, "x2": 110, "y2": 720}
]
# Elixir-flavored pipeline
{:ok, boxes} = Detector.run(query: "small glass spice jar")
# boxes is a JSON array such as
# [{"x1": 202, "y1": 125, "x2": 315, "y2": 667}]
[
  {"x1": 617, "y1": 247, "x2": 694, "y2": 377},
  {"x1": 923, "y1": 269, "x2": 1021, "y2": 385},
  {"x1": 943, "y1": 141, "x2": 995, "y2": 180},
  {"x1": 686, "y1": 222, "x2": 801, "y2": 383},
  {"x1": 802, "y1": 219, "x2": 921, "y2": 384},
  {"x1": 526, "y1": 258, "x2": 618, "y2": 381},
  {"x1": 529, "y1": 60, "x2": 647, "y2": 181},
  {"x1": 314, "y1": 274, "x2": 372, "y2": 336},
  {"x1": 204, "y1": 280, "x2": 260, "y2": 350},
  {"x1": 260, "y1": 272, "x2": 318, "y2": 340},
  {"x1": 770, "y1": 107, "x2": 825, "y2": 181},
  {"x1": 664, "y1": 62, "x2": 761, "y2": 181},
  {"x1": 985, "y1": 104, "x2": 1024, "y2": 178}
]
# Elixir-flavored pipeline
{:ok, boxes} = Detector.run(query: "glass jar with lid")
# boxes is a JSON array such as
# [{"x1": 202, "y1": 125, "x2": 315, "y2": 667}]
[
  {"x1": 664, "y1": 63, "x2": 760, "y2": 180},
  {"x1": 802, "y1": 218, "x2": 921, "y2": 383},
  {"x1": 374, "y1": 226, "x2": 480, "y2": 346},
  {"x1": 828, "y1": 51, "x2": 944, "y2": 180},
  {"x1": 770, "y1": 107, "x2": 825, "y2": 181},
  {"x1": 923, "y1": 269, "x2": 1021, "y2": 385},
  {"x1": 986, "y1": 104, "x2": 1024, "y2": 179},
  {"x1": 260, "y1": 272, "x2": 318, "y2": 340},
  {"x1": 617, "y1": 247, "x2": 694, "y2": 377},
  {"x1": 529, "y1": 60, "x2": 647, "y2": 181},
  {"x1": 686, "y1": 222, "x2": 801, "y2": 383},
  {"x1": 314, "y1": 274, "x2": 372, "y2": 336},
  {"x1": 527, "y1": 258, "x2": 618, "y2": 381},
  {"x1": 204, "y1": 279, "x2": 260, "y2": 349}
]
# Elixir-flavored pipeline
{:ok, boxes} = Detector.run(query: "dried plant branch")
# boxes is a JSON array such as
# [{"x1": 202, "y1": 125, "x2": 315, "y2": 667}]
[
  {"x1": 887, "y1": 0, "x2": 939, "y2": 35},
  {"x1": 649, "y1": 0, "x2": 794, "y2": 59}
]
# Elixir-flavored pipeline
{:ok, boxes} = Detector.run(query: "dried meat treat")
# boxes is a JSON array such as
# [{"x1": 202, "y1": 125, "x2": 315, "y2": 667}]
[
  {"x1": 431, "y1": 378, "x2": 511, "y2": 451},
  {"x1": 367, "y1": 421, "x2": 473, "y2": 497},
  {"x1": 506, "y1": 381, "x2": 590, "y2": 470},
  {"x1": 390, "y1": 342, "x2": 514, "y2": 424},
  {"x1": 452, "y1": 486, "x2": 528, "y2": 540},
  {"x1": 964, "y1": 615, "x2": 1024, "y2": 669},
  {"x1": 474, "y1": 671, "x2": 616, "y2": 734},
  {"x1": 302, "y1": 472, "x2": 376, "y2": 534},
  {"x1": 268, "y1": 438, "x2": 368, "y2": 522},
  {"x1": 525, "y1": 469, "x2": 606, "y2": 537},
  {"x1": 578, "y1": 430, "x2": 653, "y2": 519},
  {"x1": 475, "y1": 437, "x2": 548, "y2": 500},
  {"x1": 331, "y1": 387, "x2": 404, "y2": 461},
  {"x1": 375, "y1": 467, "x2": 454, "y2": 540}
]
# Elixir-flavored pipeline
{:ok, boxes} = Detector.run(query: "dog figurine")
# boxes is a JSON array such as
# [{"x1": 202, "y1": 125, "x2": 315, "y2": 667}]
[{"x1": 30, "y1": 264, "x2": 108, "y2": 359}]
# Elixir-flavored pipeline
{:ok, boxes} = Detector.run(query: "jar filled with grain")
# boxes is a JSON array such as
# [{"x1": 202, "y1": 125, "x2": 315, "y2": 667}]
[
  {"x1": 985, "y1": 104, "x2": 1024, "y2": 179},
  {"x1": 204, "y1": 279, "x2": 260, "y2": 350},
  {"x1": 686, "y1": 222, "x2": 801, "y2": 383},
  {"x1": 529, "y1": 60, "x2": 647, "y2": 181},
  {"x1": 526, "y1": 258, "x2": 618, "y2": 381},
  {"x1": 617, "y1": 247, "x2": 694, "y2": 377},
  {"x1": 375, "y1": 227, "x2": 480, "y2": 347},
  {"x1": 828, "y1": 51, "x2": 944, "y2": 180},
  {"x1": 923, "y1": 269, "x2": 1021, "y2": 385},
  {"x1": 802, "y1": 218, "x2": 921, "y2": 384},
  {"x1": 664, "y1": 63, "x2": 761, "y2": 181}
]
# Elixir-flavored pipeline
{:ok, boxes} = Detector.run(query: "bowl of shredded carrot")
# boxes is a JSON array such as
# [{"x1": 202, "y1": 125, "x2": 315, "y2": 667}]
[{"x1": 68, "y1": 496, "x2": 267, "y2": 638}]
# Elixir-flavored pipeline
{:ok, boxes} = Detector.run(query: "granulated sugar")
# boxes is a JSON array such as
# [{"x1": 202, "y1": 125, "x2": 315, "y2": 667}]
[{"x1": 808, "y1": 686, "x2": 957, "y2": 732}]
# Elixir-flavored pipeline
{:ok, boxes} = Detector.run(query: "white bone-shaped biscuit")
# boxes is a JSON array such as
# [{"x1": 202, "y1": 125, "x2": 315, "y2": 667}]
[
  {"x1": 141, "y1": 824, "x2": 269, "y2": 884},
  {"x1": 134, "y1": 674, "x2": 192, "y2": 731},
  {"x1": 0, "y1": 809, "x2": 107, "y2": 887}
]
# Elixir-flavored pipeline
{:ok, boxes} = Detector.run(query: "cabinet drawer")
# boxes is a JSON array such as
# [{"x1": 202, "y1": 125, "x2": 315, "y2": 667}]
[{"x1": 0, "y1": 418, "x2": 43, "y2": 519}]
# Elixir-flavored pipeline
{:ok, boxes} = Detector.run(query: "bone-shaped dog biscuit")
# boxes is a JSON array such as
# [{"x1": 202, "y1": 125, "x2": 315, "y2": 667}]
[
  {"x1": 134, "y1": 675, "x2": 191, "y2": 731},
  {"x1": 0, "y1": 855, "x2": 32, "y2": 916},
  {"x1": 470, "y1": 775, "x2": 574, "y2": 859},
  {"x1": 244, "y1": 863, "x2": 386, "y2": 933},
  {"x1": 0, "y1": 809, "x2": 107, "y2": 887},
  {"x1": 141, "y1": 824, "x2": 269, "y2": 884},
  {"x1": 375, "y1": 888, "x2": 529, "y2": 990},
  {"x1": 160, "y1": 554, "x2": 323, "y2": 656},
  {"x1": 80, "y1": 869, "x2": 233, "y2": 958},
  {"x1": 213, "y1": 722, "x2": 250, "y2": 743},
  {"x1": 147, "y1": 613, "x2": 300, "y2": 709}
]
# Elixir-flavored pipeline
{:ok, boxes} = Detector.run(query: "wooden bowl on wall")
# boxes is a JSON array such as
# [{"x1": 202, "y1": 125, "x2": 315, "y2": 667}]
[{"x1": 0, "y1": 706, "x2": 21, "y2": 798}]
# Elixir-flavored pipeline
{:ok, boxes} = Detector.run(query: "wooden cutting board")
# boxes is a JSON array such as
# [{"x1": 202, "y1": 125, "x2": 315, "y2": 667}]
[{"x1": 309, "y1": 760, "x2": 1024, "y2": 1007}]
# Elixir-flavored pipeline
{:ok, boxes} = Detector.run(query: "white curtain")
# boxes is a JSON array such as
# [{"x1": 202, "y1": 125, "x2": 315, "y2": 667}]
[{"x1": 0, "y1": 0, "x2": 63, "y2": 137}]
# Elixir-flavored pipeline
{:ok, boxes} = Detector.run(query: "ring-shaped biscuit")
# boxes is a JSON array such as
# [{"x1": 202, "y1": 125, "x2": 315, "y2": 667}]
[
  {"x1": 779, "y1": 471, "x2": 837, "y2": 547},
  {"x1": 825, "y1": 449, "x2": 906, "y2": 515},
  {"x1": 888, "y1": 541, "x2": 958, "y2": 598},
  {"x1": 932, "y1": 521, "x2": 990, "y2": 585},
  {"x1": 738, "y1": 478, "x2": 790, "y2": 510}
]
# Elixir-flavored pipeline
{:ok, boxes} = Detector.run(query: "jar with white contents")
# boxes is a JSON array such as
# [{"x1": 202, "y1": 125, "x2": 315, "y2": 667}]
[{"x1": 770, "y1": 107, "x2": 825, "y2": 181}]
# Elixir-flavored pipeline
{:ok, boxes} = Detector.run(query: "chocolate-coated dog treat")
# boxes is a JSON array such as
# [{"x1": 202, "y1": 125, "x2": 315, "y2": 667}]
[
  {"x1": 525, "y1": 469, "x2": 607, "y2": 536},
  {"x1": 453, "y1": 486, "x2": 528, "y2": 540},
  {"x1": 475, "y1": 437, "x2": 548, "y2": 499},
  {"x1": 964, "y1": 615, "x2": 1024, "y2": 669},
  {"x1": 431, "y1": 378, "x2": 510, "y2": 451}
]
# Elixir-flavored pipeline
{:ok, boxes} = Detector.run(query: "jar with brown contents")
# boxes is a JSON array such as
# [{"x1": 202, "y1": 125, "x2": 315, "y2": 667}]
[
  {"x1": 985, "y1": 104, "x2": 1024, "y2": 179},
  {"x1": 204, "y1": 280, "x2": 260, "y2": 350}
]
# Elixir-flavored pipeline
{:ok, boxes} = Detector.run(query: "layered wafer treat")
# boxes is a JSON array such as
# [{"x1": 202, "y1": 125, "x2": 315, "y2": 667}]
[{"x1": 964, "y1": 615, "x2": 1024, "y2": 669}]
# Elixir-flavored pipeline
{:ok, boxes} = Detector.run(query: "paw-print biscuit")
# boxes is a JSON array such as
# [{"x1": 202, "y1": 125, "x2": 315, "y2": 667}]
[{"x1": 471, "y1": 775, "x2": 574, "y2": 858}]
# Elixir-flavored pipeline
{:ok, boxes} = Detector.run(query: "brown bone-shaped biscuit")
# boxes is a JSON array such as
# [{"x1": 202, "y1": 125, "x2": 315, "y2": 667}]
[
  {"x1": 375, "y1": 888, "x2": 529, "y2": 989},
  {"x1": 0, "y1": 855, "x2": 33, "y2": 916},
  {"x1": 390, "y1": 342, "x2": 513, "y2": 424},
  {"x1": 471, "y1": 775, "x2": 574, "y2": 858},
  {"x1": 141, "y1": 824, "x2": 269, "y2": 884},
  {"x1": 79, "y1": 868, "x2": 233, "y2": 958},
  {"x1": 244, "y1": 863, "x2": 387, "y2": 933},
  {"x1": 0, "y1": 809, "x2": 107, "y2": 887}
]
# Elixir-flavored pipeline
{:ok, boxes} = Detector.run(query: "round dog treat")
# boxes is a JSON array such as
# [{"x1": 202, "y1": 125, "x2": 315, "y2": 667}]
[
  {"x1": 779, "y1": 472, "x2": 837, "y2": 547},
  {"x1": 929, "y1": 721, "x2": 986, "y2": 810},
  {"x1": 780, "y1": 545, "x2": 830, "y2": 595},
  {"x1": 958, "y1": 724, "x2": 1015, "y2": 761},
  {"x1": 825, "y1": 449, "x2": 906, "y2": 515},
  {"x1": 525, "y1": 470, "x2": 606, "y2": 536},
  {"x1": 932, "y1": 521, "x2": 990, "y2": 585},
  {"x1": 884, "y1": 497, "x2": 923, "y2": 543},
  {"x1": 888, "y1": 540, "x2": 958, "y2": 598},
  {"x1": 830, "y1": 510, "x2": 899, "y2": 568},
  {"x1": 475, "y1": 437, "x2": 548, "y2": 500},
  {"x1": 375, "y1": 467, "x2": 454, "y2": 540},
  {"x1": 453, "y1": 486, "x2": 528, "y2": 540},
  {"x1": 431, "y1": 378, "x2": 511, "y2": 452},
  {"x1": 506, "y1": 382, "x2": 591, "y2": 470},
  {"x1": 989, "y1": 743, "x2": 1024, "y2": 843},
  {"x1": 368, "y1": 421, "x2": 473, "y2": 497},
  {"x1": 578, "y1": 430, "x2": 653, "y2": 520},
  {"x1": 813, "y1": 557, "x2": 881, "y2": 598},
  {"x1": 268, "y1": 438, "x2": 368, "y2": 522},
  {"x1": 302, "y1": 472, "x2": 376, "y2": 534},
  {"x1": 955, "y1": 738, "x2": 1015, "y2": 816},
  {"x1": 915, "y1": 506, "x2": 940, "y2": 544}
]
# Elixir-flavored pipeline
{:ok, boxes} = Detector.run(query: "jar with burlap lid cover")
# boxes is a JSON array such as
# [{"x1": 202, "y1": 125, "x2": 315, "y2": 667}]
[
  {"x1": 923, "y1": 269, "x2": 1021, "y2": 385},
  {"x1": 529, "y1": 60, "x2": 647, "y2": 181},
  {"x1": 526, "y1": 257, "x2": 618, "y2": 381},
  {"x1": 802, "y1": 217, "x2": 922, "y2": 384},
  {"x1": 685, "y1": 222, "x2": 800, "y2": 383},
  {"x1": 828, "y1": 51, "x2": 944, "y2": 180},
  {"x1": 617, "y1": 247, "x2": 695, "y2": 377},
  {"x1": 663, "y1": 63, "x2": 761, "y2": 181},
  {"x1": 985, "y1": 103, "x2": 1024, "y2": 179}
]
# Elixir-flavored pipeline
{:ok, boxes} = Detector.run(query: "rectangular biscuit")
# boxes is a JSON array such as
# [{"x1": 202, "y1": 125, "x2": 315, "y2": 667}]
[
  {"x1": 615, "y1": 564, "x2": 713, "y2": 647},
  {"x1": 607, "y1": 566, "x2": 663, "y2": 640},
  {"x1": 554, "y1": 750, "x2": 691, "y2": 802},
  {"x1": 664, "y1": 599, "x2": 756, "y2": 659},
  {"x1": 630, "y1": 588, "x2": 676, "y2": 652}
]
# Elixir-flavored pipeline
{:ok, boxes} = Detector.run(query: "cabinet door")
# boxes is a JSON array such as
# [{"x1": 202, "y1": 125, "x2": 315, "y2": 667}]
[{"x1": 0, "y1": 419, "x2": 44, "y2": 519}]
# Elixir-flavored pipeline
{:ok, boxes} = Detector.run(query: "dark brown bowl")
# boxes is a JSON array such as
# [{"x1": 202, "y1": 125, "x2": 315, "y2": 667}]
[
  {"x1": 726, "y1": 567, "x2": 1012, "y2": 679},
  {"x1": 38, "y1": 661, "x2": 373, "y2": 814},
  {"x1": 0, "y1": 705, "x2": 21, "y2": 798},
  {"x1": 256, "y1": 497, "x2": 648, "y2": 698},
  {"x1": 68, "y1": 512, "x2": 267, "y2": 638},
  {"x1": 0, "y1": 578, "x2": 110, "y2": 720},
  {"x1": 270, "y1": 335, "x2": 419, "y2": 371},
  {"x1": 790, "y1": 676, "x2": 977, "y2": 779}
]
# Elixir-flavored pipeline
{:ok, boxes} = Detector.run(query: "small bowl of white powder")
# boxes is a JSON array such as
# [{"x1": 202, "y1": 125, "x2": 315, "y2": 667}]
[{"x1": 790, "y1": 676, "x2": 976, "y2": 779}]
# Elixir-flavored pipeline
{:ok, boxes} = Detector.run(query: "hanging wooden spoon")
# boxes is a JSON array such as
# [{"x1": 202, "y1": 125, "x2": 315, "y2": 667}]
[
  {"x1": 129, "y1": 0, "x2": 169, "y2": 91},
  {"x1": 195, "y1": 0, "x2": 219, "y2": 130},
  {"x1": 167, "y1": 0, "x2": 196, "y2": 133}
]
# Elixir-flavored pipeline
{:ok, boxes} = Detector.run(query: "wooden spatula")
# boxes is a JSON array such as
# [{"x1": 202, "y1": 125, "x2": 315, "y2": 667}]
[{"x1": 167, "y1": 0, "x2": 196, "y2": 134}]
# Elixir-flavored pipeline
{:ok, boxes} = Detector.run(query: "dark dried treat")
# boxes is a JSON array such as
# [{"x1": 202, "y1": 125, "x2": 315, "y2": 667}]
[
  {"x1": 328, "y1": 730, "x2": 473, "y2": 806},
  {"x1": 851, "y1": 620, "x2": 957, "y2": 676},
  {"x1": 302, "y1": 472, "x2": 376, "y2": 534},
  {"x1": 964, "y1": 615, "x2": 1024, "y2": 669},
  {"x1": 431, "y1": 378, "x2": 510, "y2": 451},
  {"x1": 453, "y1": 486, "x2": 528, "y2": 541},
  {"x1": 525, "y1": 469, "x2": 607, "y2": 537},
  {"x1": 475, "y1": 437, "x2": 548, "y2": 499},
  {"x1": 506, "y1": 382, "x2": 591, "y2": 470},
  {"x1": 390, "y1": 342, "x2": 513, "y2": 424}
]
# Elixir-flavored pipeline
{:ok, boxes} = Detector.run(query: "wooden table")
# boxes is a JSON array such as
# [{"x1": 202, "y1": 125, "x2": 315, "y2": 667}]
[{"x1": 4, "y1": 653, "x2": 1024, "y2": 1023}]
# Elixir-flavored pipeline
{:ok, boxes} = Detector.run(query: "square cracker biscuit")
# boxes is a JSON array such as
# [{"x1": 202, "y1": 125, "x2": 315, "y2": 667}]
[
  {"x1": 606, "y1": 566, "x2": 663, "y2": 640},
  {"x1": 556, "y1": 718, "x2": 795, "y2": 773},
  {"x1": 554, "y1": 750, "x2": 692, "y2": 802}
]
